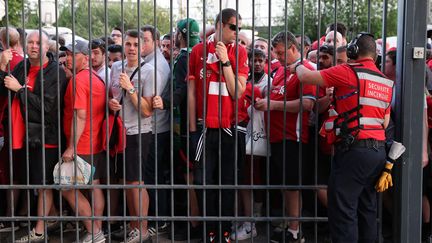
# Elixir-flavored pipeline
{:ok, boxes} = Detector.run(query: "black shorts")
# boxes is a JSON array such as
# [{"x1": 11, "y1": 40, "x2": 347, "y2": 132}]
[
  {"x1": 79, "y1": 152, "x2": 107, "y2": 180},
  {"x1": 317, "y1": 151, "x2": 332, "y2": 185},
  {"x1": 122, "y1": 133, "x2": 151, "y2": 181},
  {"x1": 270, "y1": 140, "x2": 305, "y2": 186},
  {"x1": 17, "y1": 147, "x2": 59, "y2": 185},
  {"x1": 109, "y1": 153, "x2": 123, "y2": 180}
]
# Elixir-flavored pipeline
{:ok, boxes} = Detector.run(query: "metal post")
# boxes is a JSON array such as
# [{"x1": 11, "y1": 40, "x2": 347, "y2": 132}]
[{"x1": 393, "y1": 0, "x2": 428, "y2": 242}]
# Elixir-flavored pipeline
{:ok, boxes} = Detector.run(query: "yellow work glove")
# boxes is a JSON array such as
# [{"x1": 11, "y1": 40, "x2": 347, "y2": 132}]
[{"x1": 375, "y1": 161, "x2": 393, "y2": 192}]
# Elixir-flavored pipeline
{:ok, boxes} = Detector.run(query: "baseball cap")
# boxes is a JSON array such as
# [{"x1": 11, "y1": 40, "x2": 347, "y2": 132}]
[
  {"x1": 177, "y1": 18, "x2": 200, "y2": 47},
  {"x1": 60, "y1": 40, "x2": 89, "y2": 55}
]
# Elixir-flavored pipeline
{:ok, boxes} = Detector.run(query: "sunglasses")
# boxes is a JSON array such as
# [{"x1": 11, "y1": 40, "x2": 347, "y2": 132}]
[{"x1": 227, "y1": 23, "x2": 241, "y2": 32}]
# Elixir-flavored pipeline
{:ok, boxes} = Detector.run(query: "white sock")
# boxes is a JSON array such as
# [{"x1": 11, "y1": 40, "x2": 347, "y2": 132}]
[{"x1": 288, "y1": 228, "x2": 299, "y2": 239}]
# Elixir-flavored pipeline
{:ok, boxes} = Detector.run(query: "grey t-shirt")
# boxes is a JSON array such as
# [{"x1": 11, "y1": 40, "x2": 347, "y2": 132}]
[
  {"x1": 96, "y1": 64, "x2": 111, "y2": 86},
  {"x1": 142, "y1": 49, "x2": 170, "y2": 134},
  {"x1": 110, "y1": 59, "x2": 153, "y2": 135}
]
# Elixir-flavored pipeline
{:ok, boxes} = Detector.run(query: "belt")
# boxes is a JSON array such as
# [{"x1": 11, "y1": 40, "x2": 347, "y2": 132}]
[
  {"x1": 351, "y1": 139, "x2": 385, "y2": 148},
  {"x1": 336, "y1": 138, "x2": 385, "y2": 152}
]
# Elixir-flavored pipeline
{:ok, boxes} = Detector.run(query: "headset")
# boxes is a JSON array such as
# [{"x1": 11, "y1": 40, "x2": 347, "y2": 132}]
[{"x1": 346, "y1": 32, "x2": 374, "y2": 60}]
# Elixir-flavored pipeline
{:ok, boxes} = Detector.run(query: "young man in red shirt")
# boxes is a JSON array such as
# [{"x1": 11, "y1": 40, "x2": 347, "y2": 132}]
[
  {"x1": 0, "y1": 30, "x2": 67, "y2": 241},
  {"x1": 293, "y1": 33, "x2": 393, "y2": 243},
  {"x1": 61, "y1": 40, "x2": 106, "y2": 243},
  {"x1": 254, "y1": 31, "x2": 317, "y2": 242},
  {"x1": 188, "y1": 8, "x2": 248, "y2": 242}
]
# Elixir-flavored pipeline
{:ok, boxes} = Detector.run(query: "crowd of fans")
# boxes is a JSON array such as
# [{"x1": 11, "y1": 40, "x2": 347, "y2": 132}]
[{"x1": 0, "y1": 7, "x2": 430, "y2": 243}]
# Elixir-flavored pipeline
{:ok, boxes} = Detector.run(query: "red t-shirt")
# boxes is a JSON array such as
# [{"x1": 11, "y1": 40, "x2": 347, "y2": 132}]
[
  {"x1": 320, "y1": 59, "x2": 391, "y2": 141},
  {"x1": 267, "y1": 60, "x2": 317, "y2": 143},
  {"x1": 317, "y1": 87, "x2": 333, "y2": 154},
  {"x1": 0, "y1": 51, "x2": 23, "y2": 138},
  {"x1": 11, "y1": 62, "x2": 49, "y2": 149},
  {"x1": 237, "y1": 82, "x2": 262, "y2": 124},
  {"x1": 188, "y1": 40, "x2": 249, "y2": 122},
  {"x1": 63, "y1": 69, "x2": 106, "y2": 155}
]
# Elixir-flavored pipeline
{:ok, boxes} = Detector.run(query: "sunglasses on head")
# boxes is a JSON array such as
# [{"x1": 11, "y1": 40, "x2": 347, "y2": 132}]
[{"x1": 227, "y1": 23, "x2": 241, "y2": 32}]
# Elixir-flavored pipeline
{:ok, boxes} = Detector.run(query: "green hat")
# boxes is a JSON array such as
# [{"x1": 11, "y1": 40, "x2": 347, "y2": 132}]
[{"x1": 177, "y1": 18, "x2": 200, "y2": 47}]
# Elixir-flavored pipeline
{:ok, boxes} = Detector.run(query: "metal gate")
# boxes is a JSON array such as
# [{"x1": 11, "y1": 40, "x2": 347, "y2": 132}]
[{"x1": 0, "y1": 0, "x2": 428, "y2": 242}]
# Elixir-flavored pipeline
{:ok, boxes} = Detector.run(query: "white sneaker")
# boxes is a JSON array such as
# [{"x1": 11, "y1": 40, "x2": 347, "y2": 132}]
[
  {"x1": 15, "y1": 228, "x2": 46, "y2": 243},
  {"x1": 120, "y1": 228, "x2": 151, "y2": 243},
  {"x1": 230, "y1": 222, "x2": 257, "y2": 241},
  {"x1": 74, "y1": 230, "x2": 106, "y2": 243}
]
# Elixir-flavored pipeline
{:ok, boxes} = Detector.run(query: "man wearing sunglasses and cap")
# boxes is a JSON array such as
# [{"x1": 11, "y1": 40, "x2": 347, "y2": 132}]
[{"x1": 188, "y1": 8, "x2": 249, "y2": 242}]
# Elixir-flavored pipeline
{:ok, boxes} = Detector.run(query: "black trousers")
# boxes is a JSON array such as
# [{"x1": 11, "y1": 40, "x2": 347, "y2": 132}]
[
  {"x1": 194, "y1": 128, "x2": 236, "y2": 233},
  {"x1": 146, "y1": 131, "x2": 171, "y2": 217},
  {"x1": 328, "y1": 145, "x2": 386, "y2": 243}
]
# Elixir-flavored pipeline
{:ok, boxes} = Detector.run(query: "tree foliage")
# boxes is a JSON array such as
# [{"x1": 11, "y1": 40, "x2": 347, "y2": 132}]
[
  {"x1": 56, "y1": 0, "x2": 171, "y2": 39},
  {"x1": 254, "y1": 0, "x2": 398, "y2": 41}
]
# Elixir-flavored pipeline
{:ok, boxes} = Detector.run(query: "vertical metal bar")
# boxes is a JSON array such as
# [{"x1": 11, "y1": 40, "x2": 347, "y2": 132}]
[
  {"x1": 4, "y1": 1, "x2": 18, "y2": 240},
  {"x1": 169, "y1": 0, "x2": 174, "y2": 241},
  {"x1": 152, "y1": 0, "x2": 159, "y2": 239},
  {"x1": 54, "y1": 0, "x2": 64, "y2": 242},
  {"x1": 217, "y1": 1, "x2": 222, "y2": 239},
  {"x1": 234, "y1": 1, "x2": 239, "y2": 241},
  {"x1": 104, "y1": 0, "x2": 112, "y2": 240},
  {"x1": 314, "y1": 1, "x2": 322, "y2": 241},
  {"x1": 393, "y1": 0, "x2": 427, "y2": 242},
  {"x1": 266, "y1": 0, "x2": 272, "y2": 241},
  {"x1": 120, "y1": 1, "x2": 127, "y2": 242},
  {"x1": 250, "y1": 2, "x2": 256, "y2": 242},
  {"x1": 332, "y1": 0, "x2": 337, "y2": 66},
  {"x1": 367, "y1": 0, "x2": 372, "y2": 33},
  {"x1": 37, "y1": 0, "x2": 48, "y2": 241},
  {"x1": 378, "y1": 1, "x2": 389, "y2": 243},
  {"x1": 202, "y1": 0, "x2": 208, "y2": 238},
  {"x1": 137, "y1": 0, "x2": 143, "y2": 241},
  {"x1": 86, "y1": 1, "x2": 96, "y2": 240}
]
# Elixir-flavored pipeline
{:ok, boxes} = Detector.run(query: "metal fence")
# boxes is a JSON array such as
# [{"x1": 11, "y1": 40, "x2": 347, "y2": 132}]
[{"x1": 0, "y1": 0, "x2": 428, "y2": 242}]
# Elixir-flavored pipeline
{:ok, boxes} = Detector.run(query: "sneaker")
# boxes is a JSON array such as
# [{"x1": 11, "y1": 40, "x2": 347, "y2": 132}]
[
  {"x1": 230, "y1": 222, "x2": 257, "y2": 241},
  {"x1": 111, "y1": 224, "x2": 131, "y2": 241},
  {"x1": 223, "y1": 231, "x2": 231, "y2": 242},
  {"x1": 270, "y1": 229, "x2": 305, "y2": 243},
  {"x1": 148, "y1": 221, "x2": 169, "y2": 236},
  {"x1": 253, "y1": 202, "x2": 263, "y2": 217},
  {"x1": 273, "y1": 220, "x2": 288, "y2": 233},
  {"x1": 47, "y1": 220, "x2": 60, "y2": 232},
  {"x1": 19, "y1": 221, "x2": 29, "y2": 228},
  {"x1": 207, "y1": 231, "x2": 216, "y2": 243},
  {"x1": 64, "y1": 221, "x2": 82, "y2": 233},
  {"x1": 0, "y1": 222, "x2": 19, "y2": 232},
  {"x1": 15, "y1": 228, "x2": 46, "y2": 243},
  {"x1": 120, "y1": 228, "x2": 151, "y2": 243},
  {"x1": 73, "y1": 230, "x2": 106, "y2": 243}
]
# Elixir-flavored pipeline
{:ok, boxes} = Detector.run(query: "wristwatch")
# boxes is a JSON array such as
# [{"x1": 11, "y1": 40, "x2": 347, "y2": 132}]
[
  {"x1": 221, "y1": 60, "x2": 231, "y2": 67},
  {"x1": 128, "y1": 88, "x2": 136, "y2": 95}
]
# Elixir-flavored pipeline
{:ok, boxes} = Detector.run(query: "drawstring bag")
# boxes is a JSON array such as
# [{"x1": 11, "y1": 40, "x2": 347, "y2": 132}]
[
  {"x1": 245, "y1": 107, "x2": 269, "y2": 157},
  {"x1": 53, "y1": 156, "x2": 95, "y2": 185}
]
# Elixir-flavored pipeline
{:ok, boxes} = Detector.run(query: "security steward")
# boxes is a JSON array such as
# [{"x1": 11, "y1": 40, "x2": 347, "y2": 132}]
[{"x1": 290, "y1": 32, "x2": 393, "y2": 243}]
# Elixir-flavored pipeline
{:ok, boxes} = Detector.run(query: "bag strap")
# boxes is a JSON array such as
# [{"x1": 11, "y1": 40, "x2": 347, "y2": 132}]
[{"x1": 115, "y1": 61, "x2": 146, "y2": 118}]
